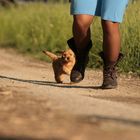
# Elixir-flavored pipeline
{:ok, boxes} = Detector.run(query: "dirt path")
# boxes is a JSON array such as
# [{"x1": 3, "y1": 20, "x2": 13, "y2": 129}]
[{"x1": 0, "y1": 48, "x2": 140, "y2": 140}]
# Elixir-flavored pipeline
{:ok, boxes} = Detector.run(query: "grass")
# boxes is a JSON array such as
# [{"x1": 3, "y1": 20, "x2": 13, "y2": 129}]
[{"x1": 0, "y1": 2, "x2": 139, "y2": 75}]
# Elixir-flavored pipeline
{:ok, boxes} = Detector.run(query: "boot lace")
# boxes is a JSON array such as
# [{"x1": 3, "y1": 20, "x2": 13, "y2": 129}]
[{"x1": 104, "y1": 65, "x2": 117, "y2": 80}]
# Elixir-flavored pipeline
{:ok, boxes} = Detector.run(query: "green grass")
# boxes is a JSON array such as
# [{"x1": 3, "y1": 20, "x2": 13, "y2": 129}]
[{"x1": 0, "y1": 2, "x2": 140, "y2": 75}]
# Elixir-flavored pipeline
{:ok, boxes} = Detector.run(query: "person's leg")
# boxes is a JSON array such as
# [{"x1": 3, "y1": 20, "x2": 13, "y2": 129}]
[
  {"x1": 67, "y1": 15, "x2": 93, "y2": 82},
  {"x1": 102, "y1": 20, "x2": 121, "y2": 63},
  {"x1": 72, "y1": 15, "x2": 93, "y2": 52},
  {"x1": 99, "y1": 0, "x2": 128, "y2": 89},
  {"x1": 67, "y1": 0, "x2": 98, "y2": 83},
  {"x1": 100, "y1": 20, "x2": 123, "y2": 89}
]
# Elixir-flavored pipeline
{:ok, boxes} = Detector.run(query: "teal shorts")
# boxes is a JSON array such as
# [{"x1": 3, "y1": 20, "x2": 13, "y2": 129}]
[{"x1": 71, "y1": 0, "x2": 129, "y2": 23}]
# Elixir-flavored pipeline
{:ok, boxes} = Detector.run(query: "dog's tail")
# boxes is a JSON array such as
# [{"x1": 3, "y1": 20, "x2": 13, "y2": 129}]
[{"x1": 42, "y1": 50, "x2": 58, "y2": 61}]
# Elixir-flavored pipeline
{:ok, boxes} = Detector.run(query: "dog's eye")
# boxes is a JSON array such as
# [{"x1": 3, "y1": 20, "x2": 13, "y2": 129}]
[{"x1": 62, "y1": 54, "x2": 66, "y2": 58}]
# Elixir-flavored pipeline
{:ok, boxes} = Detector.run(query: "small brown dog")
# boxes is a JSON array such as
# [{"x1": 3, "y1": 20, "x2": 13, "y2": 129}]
[{"x1": 43, "y1": 49, "x2": 75, "y2": 83}]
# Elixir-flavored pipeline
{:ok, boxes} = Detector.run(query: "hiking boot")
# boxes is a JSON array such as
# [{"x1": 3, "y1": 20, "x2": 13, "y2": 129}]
[
  {"x1": 67, "y1": 38, "x2": 92, "y2": 83},
  {"x1": 99, "y1": 52, "x2": 123, "y2": 89}
]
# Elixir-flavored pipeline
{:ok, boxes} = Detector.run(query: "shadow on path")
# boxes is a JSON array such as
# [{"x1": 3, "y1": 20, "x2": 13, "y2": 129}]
[
  {"x1": 80, "y1": 114, "x2": 140, "y2": 127},
  {"x1": 0, "y1": 75, "x2": 101, "y2": 90},
  {"x1": 0, "y1": 136, "x2": 63, "y2": 140}
]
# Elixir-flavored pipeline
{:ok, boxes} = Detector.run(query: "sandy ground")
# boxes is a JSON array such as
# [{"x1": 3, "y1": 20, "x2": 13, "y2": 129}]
[{"x1": 0, "y1": 48, "x2": 140, "y2": 140}]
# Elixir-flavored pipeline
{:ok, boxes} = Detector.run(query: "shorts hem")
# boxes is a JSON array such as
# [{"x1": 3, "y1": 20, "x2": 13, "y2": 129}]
[
  {"x1": 101, "y1": 17, "x2": 123, "y2": 23},
  {"x1": 71, "y1": 12, "x2": 123, "y2": 23},
  {"x1": 70, "y1": 11, "x2": 95, "y2": 16}
]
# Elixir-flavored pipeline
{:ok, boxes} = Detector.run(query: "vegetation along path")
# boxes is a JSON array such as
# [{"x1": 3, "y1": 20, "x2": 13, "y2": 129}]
[{"x1": 0, "y1": 48, "x2": 140, "y2": 140}]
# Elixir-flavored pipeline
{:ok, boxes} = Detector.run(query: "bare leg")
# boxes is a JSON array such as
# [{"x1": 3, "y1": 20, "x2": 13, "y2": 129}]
[
  {"x1": 101, "y1": 20, "x2": 121, "y2": 62},
  {"x1": 73, "y1": 15, "x2": 94, "y2": 52}
]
